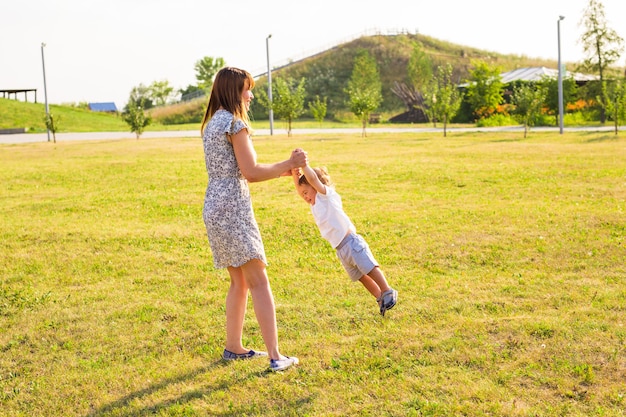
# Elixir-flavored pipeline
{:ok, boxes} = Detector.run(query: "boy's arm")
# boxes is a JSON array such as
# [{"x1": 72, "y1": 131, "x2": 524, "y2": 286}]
[
  {"x1": 302, "y1": 165, "x2": 327, "y2": 195},
  {"x1": 291, "y1": 168, "x2": 301, "y2": 188}
]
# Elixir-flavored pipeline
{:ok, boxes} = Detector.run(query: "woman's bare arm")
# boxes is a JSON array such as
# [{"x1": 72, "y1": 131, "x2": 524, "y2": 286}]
[{"x1": 231, "y1": 129, "x2": 306, "y2": 182}]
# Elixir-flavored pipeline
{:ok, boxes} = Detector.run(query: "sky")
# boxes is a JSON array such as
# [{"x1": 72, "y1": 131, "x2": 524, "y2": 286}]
[{"x1": 1, "y1": 0, "x2": 625, "y2": 111}]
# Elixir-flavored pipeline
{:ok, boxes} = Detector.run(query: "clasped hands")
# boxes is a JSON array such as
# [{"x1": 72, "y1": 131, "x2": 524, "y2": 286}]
[{"x1": 280, "y1": 148, "x2": 307, "y2": 177}]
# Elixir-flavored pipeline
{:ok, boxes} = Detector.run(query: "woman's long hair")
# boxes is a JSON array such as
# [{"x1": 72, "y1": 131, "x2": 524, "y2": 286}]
[{"x1": 200, "y1": 67, "x2": 255, "y2": 135}]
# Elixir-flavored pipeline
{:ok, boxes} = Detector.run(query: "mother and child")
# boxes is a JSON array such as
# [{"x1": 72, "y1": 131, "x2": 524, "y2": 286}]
[{"x1": 200, "y1": 66, "x2": 398, "y2": 372}]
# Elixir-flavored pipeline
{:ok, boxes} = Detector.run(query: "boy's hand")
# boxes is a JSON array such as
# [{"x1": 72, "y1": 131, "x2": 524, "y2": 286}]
[{"x1": 290, "y1": 168, "x2": 302, "y2": 186}]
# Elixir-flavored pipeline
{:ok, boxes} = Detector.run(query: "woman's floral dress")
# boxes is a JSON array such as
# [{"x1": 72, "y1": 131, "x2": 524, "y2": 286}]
[{"x1": 202, "y1": 109, "x2": 267, "y2": 268}]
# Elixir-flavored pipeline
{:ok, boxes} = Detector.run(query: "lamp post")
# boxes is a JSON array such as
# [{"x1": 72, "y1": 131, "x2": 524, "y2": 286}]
[
  {"x1": 41, "y1": 42, "x2": 51, "y2": 142},
  {"x1": 266, "y1": 34, "x2": 274, "y2": 135},
  {"x1": 557, "y1": 16, "x2": 565, "y2": 135}
]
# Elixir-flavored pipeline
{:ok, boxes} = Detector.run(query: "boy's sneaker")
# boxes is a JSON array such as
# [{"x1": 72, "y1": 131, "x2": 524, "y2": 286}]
[
  {"x1": 222, "y1": 349, "x2": 268, "y2": 360},
  {"x1": 377, "y1": 288, "x2": 398, "y2": 317},
  {"x1": 269, "y1": 356, "x2": 299, "y2": 372}
]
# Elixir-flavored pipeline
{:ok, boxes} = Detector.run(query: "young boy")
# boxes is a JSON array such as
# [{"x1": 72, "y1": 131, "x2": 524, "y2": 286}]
[{"x1": 292, "y1": 165, "x2": 398, "y2": 316}]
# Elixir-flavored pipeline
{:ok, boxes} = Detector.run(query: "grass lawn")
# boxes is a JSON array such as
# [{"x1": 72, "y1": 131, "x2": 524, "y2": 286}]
[{"x1": 0, "y1": 130, "x2": 624, "y2": 416}]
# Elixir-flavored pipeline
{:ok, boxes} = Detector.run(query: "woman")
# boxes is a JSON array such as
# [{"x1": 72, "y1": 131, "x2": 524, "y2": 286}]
[{"x1": 200, "y1": 67, "x2": 306, "y2": 371}]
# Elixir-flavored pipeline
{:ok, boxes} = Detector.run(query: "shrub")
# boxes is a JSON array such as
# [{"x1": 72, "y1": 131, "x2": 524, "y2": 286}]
[{"x1": 476, "y1": 114, "x2": 517, "y2": 127}]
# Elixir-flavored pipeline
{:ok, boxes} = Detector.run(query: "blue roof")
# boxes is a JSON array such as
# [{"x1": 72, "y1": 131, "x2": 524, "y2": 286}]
[{"x1": 88, "y1": 102, "x2": 118, "y2": 112}]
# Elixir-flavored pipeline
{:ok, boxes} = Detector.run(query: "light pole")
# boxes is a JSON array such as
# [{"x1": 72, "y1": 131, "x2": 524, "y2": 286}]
[
  {"x1": 266, "y1": 34, "x2": 274, "y2": 135},
  {"x1": 41, "y1": 42, "x2": 51, "y2": 142},
  {"x1": 557, "y1": 15, "x2": 565, "y2": 135}
]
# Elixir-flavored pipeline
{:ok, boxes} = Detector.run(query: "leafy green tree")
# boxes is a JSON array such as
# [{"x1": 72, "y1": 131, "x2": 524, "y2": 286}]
[
  {"x1": 408, "y1": 42, "x2": 434, "y2": 93},
  {"x1": 511, "y1": 83, "x2": 547, "y2": 138},
  {"x1": 424, "y1": 63, "x2": 462, "y2": 137},
  {"x1": 250, "y1": 86, "x2": 269, "y2": 119},
  {"x1": 149, "y1": 80, "x2": 174, "y2": 106},
  {"x1": 272, "y1": 77, "x2": 306, "y2": 137},
  {"x1": 579, "y1": 0, "x2": 625, "y2": 123},
  {"x1": 126, "y1": 84, "x2": 154, "y2": 111},
  {"x1": 604, "y1": 78, "x2": 626, "y2": 135},
  {"x1": 123, "y1": 103, "x2": 151, "y2": 139},
  {"x1": 346, "y1": 49, "x2": 382, "y2": 137},
  {"x1": 178, "y1": 84, "x2": 204, "y2": 101},
  {"x1": 540, "y1": 75, "x2": 578, "y2": 126},
  {"x1": 301, "y1": 64, "x2": 340, "y2": 117},
  {"x1": 44, "y1": 113, "x2": 59, "y2": 143},
  {"x1": 308, "y1": 95, "x2": 327, "y2": 127},
  {"x1": 195, "y1": 56, "x2": 225, "y2": 92},
  {"x1": 465, "y1": 60, "x2": 504, "y2": 121},
  {"x1": 395, "y1": 41, "x2": 433, "y2": 122}
]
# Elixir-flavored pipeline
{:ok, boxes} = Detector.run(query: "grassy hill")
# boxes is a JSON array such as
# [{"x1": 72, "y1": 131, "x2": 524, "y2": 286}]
[
  {"x1": 253, "y1": 32, "x2": 562, "y2": 118},
  {"x1": 1, "y1": 33, "x2": 568, "y2": 132},
  {"x1": 0, "y1": 99, "x2": 129, "y2": 133}
]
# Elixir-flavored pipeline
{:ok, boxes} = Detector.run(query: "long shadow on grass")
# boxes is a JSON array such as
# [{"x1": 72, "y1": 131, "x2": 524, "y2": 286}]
[
  {"x1": 585, "y1": 133, "x2": 622, "y2": 142},
  {"x1": 84, "y1": 360, "x2": 242, "y2": 416}
]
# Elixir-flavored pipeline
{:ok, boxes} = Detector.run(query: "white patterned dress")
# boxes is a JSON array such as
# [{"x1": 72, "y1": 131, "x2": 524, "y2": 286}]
[{"x1": 202, "y1": 109, "x2": 267, "y2": 268}]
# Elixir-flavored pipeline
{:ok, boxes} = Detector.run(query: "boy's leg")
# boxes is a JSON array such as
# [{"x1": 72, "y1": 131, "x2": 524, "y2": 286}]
[
  {"x1": 366, "y1": 266, "x2": 391, "y2": 293},
  {"x1": 367, "y1": 267, "x2": 397, "y2": 316},
  {"x1": 359, "y1": 274, "x2": 381, "y2": 299}
]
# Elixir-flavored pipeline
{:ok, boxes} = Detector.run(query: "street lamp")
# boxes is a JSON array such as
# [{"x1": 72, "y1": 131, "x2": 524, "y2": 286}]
[
  {"x1": 266, "y1": 34, "x2": 274, "y2": 135},
  {"x1": 41, "y1": 42, "x2": 51, "y2": 142},
  {"x1": 557, "y1": 16, "x2": 565, "y2": 135}
]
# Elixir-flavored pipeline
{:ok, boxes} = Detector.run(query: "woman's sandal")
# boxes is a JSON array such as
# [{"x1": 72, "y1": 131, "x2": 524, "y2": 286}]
[{"x1": 222, "y1": 349, "x2": 268, "y2": 360}]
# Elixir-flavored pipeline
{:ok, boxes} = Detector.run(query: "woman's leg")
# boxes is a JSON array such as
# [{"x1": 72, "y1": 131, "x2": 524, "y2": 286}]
[
  {"x1": 224, "y1": 266, "x2": 249, "y2": 353},
  {"x1": 240, "y1": 259, "x2": 283, "y2": 360}
]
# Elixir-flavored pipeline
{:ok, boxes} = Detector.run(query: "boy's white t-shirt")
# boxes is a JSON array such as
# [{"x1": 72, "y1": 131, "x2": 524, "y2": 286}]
[{"x1": 310, "y1": 186, "x2": 356, "y2": 248}]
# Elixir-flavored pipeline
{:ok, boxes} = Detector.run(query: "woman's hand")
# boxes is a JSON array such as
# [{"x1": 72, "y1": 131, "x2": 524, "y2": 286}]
[{"x1": 290, "y1": 148, "x2": 307, "y2": 169}]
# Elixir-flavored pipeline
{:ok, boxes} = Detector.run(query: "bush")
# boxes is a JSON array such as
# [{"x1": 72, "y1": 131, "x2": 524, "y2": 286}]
[{"x1": 476, "y1": 114, "x2": 517, "y2": 127}]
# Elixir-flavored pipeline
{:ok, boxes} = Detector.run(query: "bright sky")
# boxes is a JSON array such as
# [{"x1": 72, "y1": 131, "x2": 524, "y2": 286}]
[{"x1": 1, "y1": 0, "x2": 625, "y2": 110}]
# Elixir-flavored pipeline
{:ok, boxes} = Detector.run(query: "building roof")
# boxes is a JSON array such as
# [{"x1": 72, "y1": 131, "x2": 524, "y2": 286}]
[
  {"x1": 88, "y1": 102, "x2": 118, "y2": 112},
  {"x1": 500, "y1": 67, "x2": 599, "y2": 83}
]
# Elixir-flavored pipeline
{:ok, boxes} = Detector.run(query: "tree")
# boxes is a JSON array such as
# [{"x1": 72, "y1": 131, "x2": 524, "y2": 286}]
[
  {"x1": 123, "y1": 103, "x2": 151, "y2": 139},
  {"x1": 540, "y1": 75, "x2": 578, "y2": 126},
  {"x1": 604, "y1": 78, "x2": 626, "y2": 135},
  {"x1": 195, "y1": 56, "x2": 225, "y2": 92},
  {"x1": 465, "y1": 60, "x2": 504, "y2": 121},
  {"x1": 511, "y1": 83, "x2": 547, "y2": 138},
  {"x1": 346, "y1": 49, "x2": 382, "y2": 137},
  {"x1": 272, "y1": 77, "x2": 306, "y2": 137},
  {"x1": 44, "y1": 113, "x2": 59, "y2": 143},
  {"x1": 407, "y1": 42, "x2": 434, "y2": 93},
  {"x1": 424, "y1": 63, "x2": 462, "y2": 137},
  {"x1": 308, "y1": 95, "x2": 327, "y2": 127},
  {"x1": 126, "y1": 84, "x2": 154, "y2": 111},
  {"x1": 579, "y1": 0, "x2": 625, "y2": 123},
  {"x1": 178, "y1": 84, "x2": 204, "y2": 101},
  {"x1": 392, "y1": 42, "x2": 433, "y2": 123},
  {"x1": 149, "y1": 80, "x2": 174, "y2": 106}
]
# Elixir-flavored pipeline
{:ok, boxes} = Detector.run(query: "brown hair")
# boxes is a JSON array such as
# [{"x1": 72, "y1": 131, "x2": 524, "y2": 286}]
[
  {"x1": 298, "y1": 166, "x2": 333, "y2": 187},
  {"x1": 200, "y1": 67, "x2": 255, "y2": 135}
]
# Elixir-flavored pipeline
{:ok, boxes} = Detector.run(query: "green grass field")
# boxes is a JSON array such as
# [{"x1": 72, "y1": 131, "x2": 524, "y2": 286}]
[{"x1": 1, "y1": 131, "x2": 624, "y2": 416}]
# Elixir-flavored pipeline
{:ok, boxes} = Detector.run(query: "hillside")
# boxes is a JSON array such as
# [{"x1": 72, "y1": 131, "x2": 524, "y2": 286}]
[
  {"x1": 252, "y1": 32, "x2": 561, "y2": 118},
  {"x1": 0, "y1": 99, "x2": 129, "y2": 133}
]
